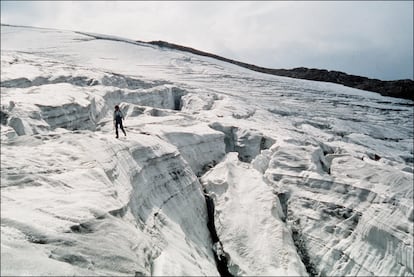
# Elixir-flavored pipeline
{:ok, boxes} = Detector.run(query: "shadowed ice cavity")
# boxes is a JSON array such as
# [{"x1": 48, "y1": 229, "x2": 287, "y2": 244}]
[{"x1": 208, "y1": 122, "x2": 275, "y2": 163}]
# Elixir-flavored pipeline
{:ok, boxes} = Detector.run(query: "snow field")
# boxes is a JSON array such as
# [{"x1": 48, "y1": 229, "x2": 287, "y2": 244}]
[{"x1": 1, "y1": 25, "x2": 413, "y2": 276}]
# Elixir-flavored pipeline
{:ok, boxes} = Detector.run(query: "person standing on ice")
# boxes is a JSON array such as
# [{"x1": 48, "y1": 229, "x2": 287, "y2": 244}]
[{"x1": 113, "y1": 105, "x2": 126, "y2": 138}]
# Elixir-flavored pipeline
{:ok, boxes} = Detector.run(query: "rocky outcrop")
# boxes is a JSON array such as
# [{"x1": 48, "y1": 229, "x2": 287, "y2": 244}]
[
  {"x1": 143, "y1": 40, "x2": 414, "y2": 101},
  {"x1": 266, "y1": 67, "x2": 414, "y2": 100}
]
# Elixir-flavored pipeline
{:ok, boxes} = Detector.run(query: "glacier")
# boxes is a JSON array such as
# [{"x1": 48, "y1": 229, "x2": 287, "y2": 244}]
[{"x1": 1, "y1": 24, "x2": 413, "y2": 276}]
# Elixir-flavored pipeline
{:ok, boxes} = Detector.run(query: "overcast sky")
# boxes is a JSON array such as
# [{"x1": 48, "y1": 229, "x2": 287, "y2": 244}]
[{"x1": 1, "y1": 1, "x2": 413, "y2": 80}]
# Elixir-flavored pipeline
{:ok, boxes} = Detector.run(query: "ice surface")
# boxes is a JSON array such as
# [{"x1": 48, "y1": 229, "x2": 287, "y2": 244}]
[
  {"x1": 201, "y1": 153, "x2": 308, "y2": 276},
  {"x1": 1, "y1": 24, "x2": 413, "y2": 276}
]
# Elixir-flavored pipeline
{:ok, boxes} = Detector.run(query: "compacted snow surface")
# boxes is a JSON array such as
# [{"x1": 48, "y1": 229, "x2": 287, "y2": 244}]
[{"x1": 1, "y1": 25, "x2": 413, "y2": 276}]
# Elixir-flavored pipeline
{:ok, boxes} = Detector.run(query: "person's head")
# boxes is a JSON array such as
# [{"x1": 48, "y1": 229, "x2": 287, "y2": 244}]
[{"x1": 115, "y1": 105, "x2": 119, "y2": 111}]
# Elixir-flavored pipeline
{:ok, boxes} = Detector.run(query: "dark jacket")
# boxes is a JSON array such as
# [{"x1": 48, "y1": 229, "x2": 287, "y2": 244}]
[{"x1": 113, "y1": 110, "x2": 124, "y2": 122}]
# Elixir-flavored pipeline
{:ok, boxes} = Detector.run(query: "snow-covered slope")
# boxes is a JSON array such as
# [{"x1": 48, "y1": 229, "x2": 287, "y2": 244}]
[{"x1": 1, "y1": 24, "x2": 413, "y2": 276}]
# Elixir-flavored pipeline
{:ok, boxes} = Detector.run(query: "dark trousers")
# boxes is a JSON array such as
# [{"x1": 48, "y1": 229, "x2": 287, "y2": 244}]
[{"x1": 115, "y1": 119, "x2": 126, "y2": 137}]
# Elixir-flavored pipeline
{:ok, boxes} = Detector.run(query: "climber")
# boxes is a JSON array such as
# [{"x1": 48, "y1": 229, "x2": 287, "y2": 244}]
[{"x1": 113, "y1": 105, "x2": 127, "y2": 138}]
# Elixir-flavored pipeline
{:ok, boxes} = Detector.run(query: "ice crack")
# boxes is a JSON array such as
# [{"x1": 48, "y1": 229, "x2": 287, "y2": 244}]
[{"x1": 204, "y1": 190, "x2": 234, "y2": 277}]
